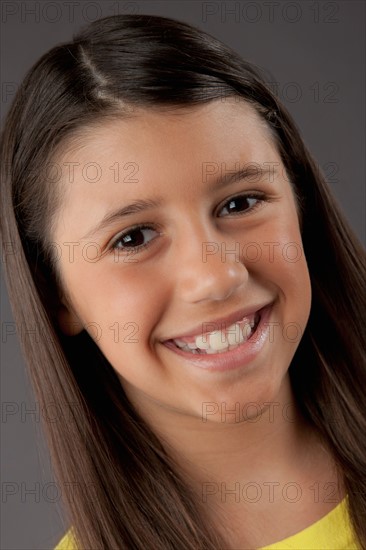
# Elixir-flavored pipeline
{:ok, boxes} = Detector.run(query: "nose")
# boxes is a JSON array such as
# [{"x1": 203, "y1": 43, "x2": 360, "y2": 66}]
[{"x1": 174, "y1": 224, "x2": 249, "y2": 304}]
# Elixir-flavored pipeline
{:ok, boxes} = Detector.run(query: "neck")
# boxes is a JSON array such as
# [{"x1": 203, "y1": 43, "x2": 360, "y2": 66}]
[
  {"x1": 124, "y1": 373, "x2": 344, "y2": 547},
  {"x1": 128, "y1": 375, "x2": 325, "y2": 493}
]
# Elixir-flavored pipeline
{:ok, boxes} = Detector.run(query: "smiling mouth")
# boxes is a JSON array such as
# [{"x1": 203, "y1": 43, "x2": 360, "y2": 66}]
[{"x1": 166, "y1": 310, "x2": 262, "y2": 355}]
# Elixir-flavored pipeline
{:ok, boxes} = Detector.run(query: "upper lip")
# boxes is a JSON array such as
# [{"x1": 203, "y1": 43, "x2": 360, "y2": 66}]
[{"x1": 162, "y1": 302, "x2": 272, "y2": 342}]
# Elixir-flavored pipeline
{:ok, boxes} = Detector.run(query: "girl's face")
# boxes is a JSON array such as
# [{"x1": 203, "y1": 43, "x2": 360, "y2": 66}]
[{"x1": 53, "y1": 99, "x2": 311, "y2": 423}]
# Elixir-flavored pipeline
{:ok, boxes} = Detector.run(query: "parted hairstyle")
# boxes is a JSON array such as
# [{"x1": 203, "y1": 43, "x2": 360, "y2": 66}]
[{"x1": 1, "y1": 13, "x2": 365, "y2": 550}]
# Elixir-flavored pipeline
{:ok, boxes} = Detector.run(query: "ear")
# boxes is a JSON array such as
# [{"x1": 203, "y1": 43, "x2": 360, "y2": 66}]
[
  {"x1": 29, "y1": 258, "x2": 84, "y2": 336},
  {"x1": 57, "y1": 301, "x2": 84, "y2": 336}
]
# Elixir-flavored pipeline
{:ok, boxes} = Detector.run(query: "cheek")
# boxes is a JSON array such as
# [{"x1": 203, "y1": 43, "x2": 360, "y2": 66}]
[
  {"x1": 89, "y1": 267, "x2": 172, "y2": 397},
  {"x1": 62, "y1": 257, "x2": 170, "y2": 349},
  {"x1": 246, "y1": 218, "x2": 312, "y2": 323},
  {"x1": 275, "y1": 251, "x2": 312, "y2": 331}
]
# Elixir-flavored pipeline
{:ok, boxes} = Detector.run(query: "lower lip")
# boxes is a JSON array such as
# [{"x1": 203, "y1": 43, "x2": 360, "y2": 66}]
[{"x1": 162, "y1": 303, "x2": 273, "y2": 372}]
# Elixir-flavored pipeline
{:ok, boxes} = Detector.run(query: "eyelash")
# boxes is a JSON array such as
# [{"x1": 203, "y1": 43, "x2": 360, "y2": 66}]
[{"x1": 109, "y1": 191, "x2": 268, "y2": 254}]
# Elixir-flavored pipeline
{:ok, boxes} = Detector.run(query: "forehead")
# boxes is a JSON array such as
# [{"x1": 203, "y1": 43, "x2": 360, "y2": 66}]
[
  {"x1": 59, "y1": 98, "x2": 275, "y2": 166},
  {"x1": 52, "y1": 99, "x2": 280, "y2": 240}
]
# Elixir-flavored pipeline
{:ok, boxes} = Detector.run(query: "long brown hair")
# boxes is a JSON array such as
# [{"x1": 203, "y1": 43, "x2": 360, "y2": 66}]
[{"x1": 1, "y1": 14, "x2": 365, "y2": 549}]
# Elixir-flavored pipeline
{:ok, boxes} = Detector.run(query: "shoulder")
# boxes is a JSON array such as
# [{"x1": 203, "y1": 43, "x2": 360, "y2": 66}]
[
  {"x1": 260, "y1": 496, "x2": 360, "y2": 549},
  {"x1": 53, "y1": 497, "x2": 361, "y2": 550},
  {"x1": 54, "y1": 529, "x2": 77, "y2": 550}
]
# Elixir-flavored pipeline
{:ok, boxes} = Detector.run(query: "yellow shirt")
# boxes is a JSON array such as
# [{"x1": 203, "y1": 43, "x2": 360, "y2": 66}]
[{"x1": 54, "y1": 496, "x2": 360, "y2": 549}]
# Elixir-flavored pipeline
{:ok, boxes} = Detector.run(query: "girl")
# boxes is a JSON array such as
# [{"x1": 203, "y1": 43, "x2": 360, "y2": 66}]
[{"x1": 1, "y1": 14, "x2": 365, "y2": 550}]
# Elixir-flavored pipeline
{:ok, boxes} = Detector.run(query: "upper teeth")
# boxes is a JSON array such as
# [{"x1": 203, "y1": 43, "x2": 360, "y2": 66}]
[{"x1": 173, "y1": 315, "x2": 258, "y2": 354}]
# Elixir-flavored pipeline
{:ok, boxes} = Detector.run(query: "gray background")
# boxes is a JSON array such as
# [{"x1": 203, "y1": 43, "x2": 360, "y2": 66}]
[{"x1": 1, "y1": 1, "x2": 365, "y2": 548}]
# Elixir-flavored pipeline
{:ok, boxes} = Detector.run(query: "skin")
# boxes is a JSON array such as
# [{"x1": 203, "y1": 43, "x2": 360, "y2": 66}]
[{"x1": 53, "y1": 99, "x2": 343, "y2": 547}]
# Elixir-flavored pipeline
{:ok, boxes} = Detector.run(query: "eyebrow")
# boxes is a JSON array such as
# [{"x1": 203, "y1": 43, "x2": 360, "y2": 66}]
[{"x1": 81, "y1": 164, "x2": 276, "y2": 240}]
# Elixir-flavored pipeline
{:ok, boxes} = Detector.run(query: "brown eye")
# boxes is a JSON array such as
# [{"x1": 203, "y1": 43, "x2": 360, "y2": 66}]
[
  {"x1": 111, "y1": 226, "x2": 158, "y2": 252},
  {"x1": 218, "y1": 193, "x2": 265, "y2": 217}
]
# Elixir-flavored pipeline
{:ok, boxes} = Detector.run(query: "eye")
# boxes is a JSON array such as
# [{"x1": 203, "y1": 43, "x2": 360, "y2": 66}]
[
  {"x1": 110, "y1": 225, "x2": 159, "y2": 253},
  {"x1": 218, "y1": 192, "x2": 266, "y2": 217}
]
